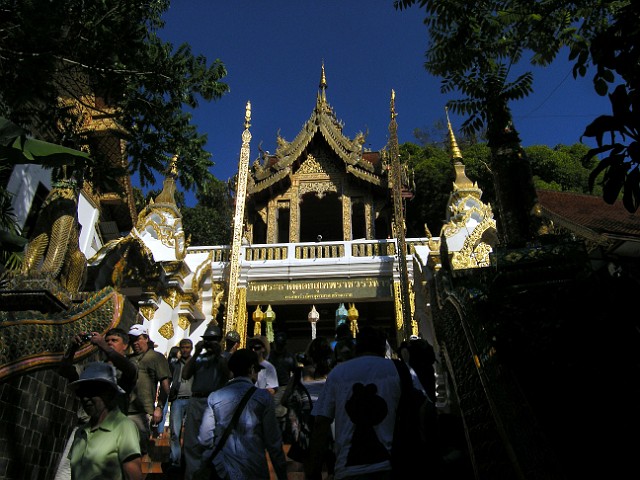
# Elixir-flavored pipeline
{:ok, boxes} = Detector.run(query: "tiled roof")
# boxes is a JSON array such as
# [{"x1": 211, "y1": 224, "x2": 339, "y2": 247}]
[{"x1": 536, "y1": 189, "x2": 640, "y2": 239}]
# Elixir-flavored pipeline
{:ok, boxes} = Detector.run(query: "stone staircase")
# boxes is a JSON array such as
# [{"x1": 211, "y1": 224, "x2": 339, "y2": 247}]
[
  {"x1": 140, "y1": 437, "x2": 329, "y2": 479},
  {"x1": 142, "y1": 434, "x2": 171, "y2": 478}
]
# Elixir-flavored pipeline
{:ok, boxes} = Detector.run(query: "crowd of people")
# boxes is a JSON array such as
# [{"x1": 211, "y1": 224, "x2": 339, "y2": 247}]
[{"x1": 56, "y1": 318, "x2": 443, "y2": 480}]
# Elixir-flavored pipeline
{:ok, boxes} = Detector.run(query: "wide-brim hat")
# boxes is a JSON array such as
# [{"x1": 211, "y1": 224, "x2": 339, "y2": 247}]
[
  {"x1": 248, "y1": 335, "x2": 270, "y2": 357},
  {"x1": 228, "y1": 348, "x2": 265, "y2": 376},
  {"x1": 69, "y1": 362, "x2": 125, "y2": 394}
]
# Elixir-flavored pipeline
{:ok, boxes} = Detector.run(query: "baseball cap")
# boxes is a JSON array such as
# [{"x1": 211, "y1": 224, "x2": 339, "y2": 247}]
[
  {"x1": 69, "y1": 362, "x2": 125, "y2": 394},
  {"x1": 227, "y1": 348, "x2": 265, "y2": 376},
  {"x1": 225, "y1": 330, "x2": 241, "y2": 343},
  {"x1": 128, "y1": 324, "x2": 148, "y2": 336}
]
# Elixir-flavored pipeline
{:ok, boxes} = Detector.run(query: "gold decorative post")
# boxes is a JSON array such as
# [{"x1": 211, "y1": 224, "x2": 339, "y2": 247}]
[
  {"x1": 389, "y1": 90, "x2": 412, "y2": 342},
  {"x1": 225, "y1": 102, "x2": 252, "y2": 336}
]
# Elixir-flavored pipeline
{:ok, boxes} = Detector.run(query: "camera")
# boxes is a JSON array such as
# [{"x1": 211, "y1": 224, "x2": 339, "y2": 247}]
[{"x1": 81, "y1": 333, "x2": 93, "y2": 342}]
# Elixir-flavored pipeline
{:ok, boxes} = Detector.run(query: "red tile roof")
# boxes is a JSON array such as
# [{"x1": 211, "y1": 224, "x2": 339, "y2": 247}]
[{"x1": 536, "y1": 189, "x2": 640, "y2": 239}]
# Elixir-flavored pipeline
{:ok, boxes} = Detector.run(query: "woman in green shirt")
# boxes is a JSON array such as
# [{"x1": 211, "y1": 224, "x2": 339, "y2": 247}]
[{"x1": 68, "y1": 362, "x2": 142, "y2": 480}]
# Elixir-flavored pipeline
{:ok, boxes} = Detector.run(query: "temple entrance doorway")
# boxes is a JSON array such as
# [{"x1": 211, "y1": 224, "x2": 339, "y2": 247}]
[{"x1": 299, "y1": 191, "x2": 342, "y2": 242}]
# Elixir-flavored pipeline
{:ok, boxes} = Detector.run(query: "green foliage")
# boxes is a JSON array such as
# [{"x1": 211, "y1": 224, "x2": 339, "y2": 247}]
[
  {"x1": 579, "y1": 2, "x2": 640, "y2": 211},
  {"x1": 404, "y1": 140, "x2": 600, "y2": 235},
  {"x1": 403, "y1": 143, "x2": 453, "y2": 237},
  {"x1": 395, "y1": 0, "x2": 638, "y2": 211},
  {"x1": 0, "y1": 0, "x2": 229, "y2": 194},
  {"x1": 181, "y1": 177, "x2": 232, "y2": 246},
  {"x1": 182, "y1": 205, "x2": 231, "y2": 247}
]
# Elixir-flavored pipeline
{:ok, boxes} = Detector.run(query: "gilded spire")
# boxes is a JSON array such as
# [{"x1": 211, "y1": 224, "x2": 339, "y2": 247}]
[
  {"x1": 245, "y1": 100, "x2": 251, "y2": 130},
  {"x1": 445, "y1": 107, "x2": 462, "y2": 160},
  {"x1": 155, "y1": 154, "x2": 178, "y2": 204},
  {"x1": 170, "y1": 154, "x2": 179, "y2": 175},
  {"x1": 390, "y1": 89, "x2": 397, "y2": 120},
  {"x1": 445, "y1": 109, "x2": 475, "y2": 190},
  {"x1": 319, "y1": 61, "x2": 327, "y2": 95}
]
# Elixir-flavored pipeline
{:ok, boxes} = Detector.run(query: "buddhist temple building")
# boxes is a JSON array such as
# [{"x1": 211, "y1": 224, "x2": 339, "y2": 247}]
[{"x1": 84, "y1": 68, "x2": 497, "y2": 362}]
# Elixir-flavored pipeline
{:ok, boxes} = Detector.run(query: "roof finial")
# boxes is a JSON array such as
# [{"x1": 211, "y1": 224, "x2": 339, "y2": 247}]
[
  {"x1": 319, "y1": 61, "x2": 327, "y2": 93},
  {"x1": 445, "y1": 107, "x2": 462, "y2": 160},
  {"x1": 169, "y1": 154, "x2": 178, "y2": 177},
  {"x1": 390, "y1": 89, "x2": 397, "y2": 120},
  {"x1": 154, "y1": 154, "x2": 178, "y2": 204},
  {"x1": 245, "y1": 100, "x2": 251, "y2": 130},
  {"x1": 318, "y1": 59, "x2": 327, "y2": 103}
]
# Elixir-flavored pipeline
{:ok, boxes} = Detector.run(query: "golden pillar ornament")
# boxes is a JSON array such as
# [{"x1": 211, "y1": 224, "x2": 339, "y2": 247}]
[{"x1": 347, "y1": 303, "x2": 359, "y2": 337}]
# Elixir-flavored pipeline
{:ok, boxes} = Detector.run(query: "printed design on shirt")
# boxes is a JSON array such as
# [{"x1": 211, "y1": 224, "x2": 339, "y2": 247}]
[{"x1": 345, "y1": 382, "x2": 390, "y2": 466}]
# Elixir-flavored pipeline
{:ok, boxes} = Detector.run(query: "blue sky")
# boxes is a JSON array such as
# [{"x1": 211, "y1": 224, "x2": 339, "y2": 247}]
[{"x1": 157, "y1": 1, "x2": 611, "y2": 203}]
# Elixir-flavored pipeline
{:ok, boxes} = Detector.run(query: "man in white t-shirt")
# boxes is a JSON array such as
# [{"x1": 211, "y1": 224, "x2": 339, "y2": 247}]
[
  {"x1": 305, "y1": 326, "x2": 422, "y2": 480},
  {"x1": 248, "y1": 335, "x2": 279, "y2": 394}
]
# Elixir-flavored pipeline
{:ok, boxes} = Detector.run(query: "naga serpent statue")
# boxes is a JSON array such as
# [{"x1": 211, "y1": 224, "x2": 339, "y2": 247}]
[{"x1": 20, "y1": 179, "x2": 87, "y2": 294}]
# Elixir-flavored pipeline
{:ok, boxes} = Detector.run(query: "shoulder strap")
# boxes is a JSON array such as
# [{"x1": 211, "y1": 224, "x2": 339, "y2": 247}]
[
  {"x1": 299, "y1": 382, "x2": 313, "y2": 410},
  {"x1": 207, "y1": 386, "x2": 257, "y2": 461}
]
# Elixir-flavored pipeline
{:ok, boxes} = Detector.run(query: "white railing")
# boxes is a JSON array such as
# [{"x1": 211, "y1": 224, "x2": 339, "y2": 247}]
[{"x1": 188, "y1": 238, "x2": 430, "y2": 263}]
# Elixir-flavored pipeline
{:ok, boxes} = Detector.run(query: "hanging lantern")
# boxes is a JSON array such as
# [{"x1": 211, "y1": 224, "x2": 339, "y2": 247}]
[
  {"x1": 347, "y1": 303, "x2": 359, "y2": 337},
  {"x1": 335, "y1": 303, "x2": 348, "y2": 326},
  {"x1": 264, "y1": 305, "x2": 276, "y2": 343},
  {"x1": 252, "y1": 305, "x2": 264, "y2": 336},
  {"x1": 308, "y1": 305, "x2": 320, "y2": 339}
]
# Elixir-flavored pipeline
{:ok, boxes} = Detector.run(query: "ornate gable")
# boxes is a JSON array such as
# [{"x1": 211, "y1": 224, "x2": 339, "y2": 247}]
[{"x1": 248, "y1": 65, "x2": 385, "y2": 195}]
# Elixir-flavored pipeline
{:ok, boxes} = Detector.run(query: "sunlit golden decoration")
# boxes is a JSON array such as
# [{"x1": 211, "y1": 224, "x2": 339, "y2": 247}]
[
  {"x1": 158, "y1": 321, "x2": 174, "y2": 339},
  {"x1": 225, "y1": 101, "x2": 252, "y2": 336},
  {"x1": 163, "y1": 288, "x2": 180, "y2": 309},
  {"x1": 19, "y1": 179, "x2": 87, "y2": 294},
  {"x1": 393, "y1": 281, "x2": 404, "y2": 334},
  {"x1": 347, "y1": 303, "x2": 359, "y2": 337},
  {"x1": 235, "y1": 288, "x2": 248, "y2": 347},
  {"x1": 177, "y1": 315, "x2": 190, "y2": 330},
  {"x1": 389, "y1": 89, "x2": 412, "y2": 342},
  {"x1": 211, "y1": 287, "x2": 225, "y2": 319},
  {"x1": 264, "y1": 304, "x2": 276, "y2": 343},
  {"x1": 252, "y1": 305, "x2": 264, "y2": 336},
  {"x1": 111, "y1": 256, "x2": 126, "y2": 287},
  {"x1": 138, "y1": 304, "x2": 157, "y2": 321},
  {"x1": 308, "y1": 305, "x2": 320, "y2": 339}
]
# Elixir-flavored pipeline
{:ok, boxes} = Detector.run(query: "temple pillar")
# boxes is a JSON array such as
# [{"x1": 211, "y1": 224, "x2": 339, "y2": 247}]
[
  {"x1": 365, "y1": 196, "x2": 375, "y2": 239},
  {"x1": 342, "y1": 194, "x2": 352, "y2": 241},
  {"x1": 393, "y1": 280, "x2": 405, "y2": 345},
  {"x1": 290, "y1": 185, "x2": 300, "y2": 243},
  {"x1": 267, "y1": 198, "x2": 277, "y2": 244}
]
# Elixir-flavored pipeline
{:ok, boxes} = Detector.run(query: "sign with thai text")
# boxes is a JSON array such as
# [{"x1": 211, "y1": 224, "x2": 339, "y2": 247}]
[{"x1": 247, "y1": 277, "x2": 393, "y2": 302}]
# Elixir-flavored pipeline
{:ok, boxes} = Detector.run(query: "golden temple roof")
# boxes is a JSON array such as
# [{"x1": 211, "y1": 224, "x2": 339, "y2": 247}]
[{"x1": 248, "y1": 66, "x2": 386, "y2": 195}]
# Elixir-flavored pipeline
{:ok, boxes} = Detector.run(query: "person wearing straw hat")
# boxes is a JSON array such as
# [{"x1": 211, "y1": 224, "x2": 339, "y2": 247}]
[{"x1": 67, "y1": 361, "x2": 142, "y2": 480}]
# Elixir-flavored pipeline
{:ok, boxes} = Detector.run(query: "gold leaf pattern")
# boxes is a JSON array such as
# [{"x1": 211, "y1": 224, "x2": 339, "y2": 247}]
[
  {"x1": 158, "y1": 321, "x2": 174, "y2": 339},
  {"x1": 177, "y1": 315, "x2": 190, "y2": 330},
  {"x1": 139, "y1": 305, "x2": 157, "y2": 321},
  {"x1": 164, "y1": 288, "x2": 179, "y2": 309}
]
